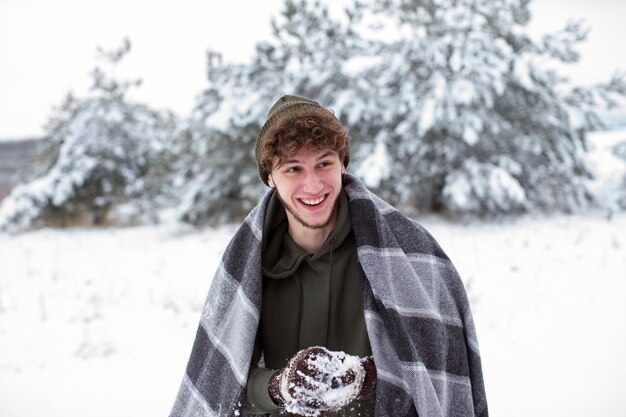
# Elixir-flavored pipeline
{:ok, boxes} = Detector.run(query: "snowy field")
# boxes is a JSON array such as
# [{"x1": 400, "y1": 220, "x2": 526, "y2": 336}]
[
  {"x1": 1, "y1": 213, "x2": 625, "y2": 417},
  {"x1": 1, "y1": 130, "x2": 625, "y2": 417}
]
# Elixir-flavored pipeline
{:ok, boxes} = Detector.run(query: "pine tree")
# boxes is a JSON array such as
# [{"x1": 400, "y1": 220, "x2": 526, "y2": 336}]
[
  {"x1": 0, "y1": 39, "x2": 176, "y2": 231},
  {"x1": 178, "y1": 0, "x2": 362, "y2": 225},
  {"x1": 352, "y1": 0, "x2": 626, "y2": 215},
  {"x1": 613, "y1": 140, "x2": 626, "y2": 210},
  {"x1": 178, "y1": 0, "x2": 625, "y2": 223}
]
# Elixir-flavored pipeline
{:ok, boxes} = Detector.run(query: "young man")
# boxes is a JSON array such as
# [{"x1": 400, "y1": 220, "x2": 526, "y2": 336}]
[{"x1": 170, "y1": 96, "x2": 488, "y2": 417}]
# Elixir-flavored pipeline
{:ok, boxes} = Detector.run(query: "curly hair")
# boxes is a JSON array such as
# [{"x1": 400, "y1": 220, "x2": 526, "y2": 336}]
[{"x1": 258, "y1": 107, "x2": 350, "y2": 185}]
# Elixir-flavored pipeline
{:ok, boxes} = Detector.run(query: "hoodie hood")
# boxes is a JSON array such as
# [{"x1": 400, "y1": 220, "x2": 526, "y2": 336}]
[{"x1": 262, "y1": 189, "x2": 352, "y2": 279}]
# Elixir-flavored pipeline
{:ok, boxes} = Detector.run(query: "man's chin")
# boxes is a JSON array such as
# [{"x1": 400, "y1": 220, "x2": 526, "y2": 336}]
[
  {"x1": 300, "y1": 215, "x2": 334, "y2": 230},
  {"x1": 289, "y1": 206, "x2": 334, "y2": 230}
]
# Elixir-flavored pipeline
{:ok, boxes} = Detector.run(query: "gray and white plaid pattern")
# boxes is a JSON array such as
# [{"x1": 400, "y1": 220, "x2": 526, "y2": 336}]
[{"x1": 169, "y1": 173, "x2": 488, "y2": 417}]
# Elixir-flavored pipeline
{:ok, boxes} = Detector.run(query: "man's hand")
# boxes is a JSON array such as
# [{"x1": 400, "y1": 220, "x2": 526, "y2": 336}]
[{"x1": 267, "y1": 346, "x2": 377, "y2": 416}]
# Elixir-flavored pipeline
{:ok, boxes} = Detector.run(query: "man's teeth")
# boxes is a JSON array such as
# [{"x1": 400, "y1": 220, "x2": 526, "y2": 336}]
[{"x1": 301, "y1": 195, "x2": 326, "y2": 206}]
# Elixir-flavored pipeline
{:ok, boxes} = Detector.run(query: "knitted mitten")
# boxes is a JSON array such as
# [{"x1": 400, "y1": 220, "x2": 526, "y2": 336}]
[
  {"x1": 267, "y1": 347, "x2": 371, "y2": 416},
  {"x1": 357, "y1": 356, "x2": 377, "y2": 397}
]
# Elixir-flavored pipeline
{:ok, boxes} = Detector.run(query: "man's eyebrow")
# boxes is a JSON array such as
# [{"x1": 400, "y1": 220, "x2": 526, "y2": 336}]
[
  {"x1": 283, "y1": 151, "x2": 335, "y2": 165},
  {"x1": 317, "y1": 151, "x2": 334, "y2": 160}
]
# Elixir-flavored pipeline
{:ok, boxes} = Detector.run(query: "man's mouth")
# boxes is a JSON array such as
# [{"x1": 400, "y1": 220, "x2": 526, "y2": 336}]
[{"x1": 299, "y1": 194, "x2": 328, "y2": 207}]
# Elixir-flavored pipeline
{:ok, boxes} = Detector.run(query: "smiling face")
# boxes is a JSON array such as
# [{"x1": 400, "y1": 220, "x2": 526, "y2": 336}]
[
  {"x1": 257, "y1": 106, "x2": 350, "y2": 188},
  {"x1": 268, "y1": 148, "x2": 344, "y2": 236}
]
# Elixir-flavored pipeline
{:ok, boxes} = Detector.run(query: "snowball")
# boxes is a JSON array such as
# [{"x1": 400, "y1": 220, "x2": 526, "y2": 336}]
[{"x1": 281, "y1": 349, "x2": 365, "y2": 417}]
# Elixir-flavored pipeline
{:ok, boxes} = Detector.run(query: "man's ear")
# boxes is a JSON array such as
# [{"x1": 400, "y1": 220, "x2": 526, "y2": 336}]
[{"x1": 268, "y1": 174, "x2": 275, "y2": 188}]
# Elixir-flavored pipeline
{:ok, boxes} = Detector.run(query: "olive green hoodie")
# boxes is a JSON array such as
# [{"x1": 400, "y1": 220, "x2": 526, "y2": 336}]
[{"x1": 244, "y1": 189, "x2": 374, "y2": 416}]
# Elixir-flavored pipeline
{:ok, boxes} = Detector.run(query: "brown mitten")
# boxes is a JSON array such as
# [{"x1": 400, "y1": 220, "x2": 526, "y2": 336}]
[
  {"x1": 357, "y1": 357, "x2": 377, "y2": 397},
  {"x1": 268, "y1": 369, "x2": 286, "y2": 405},
  {"x1": 268, "y1": 347, "x2": 366, "y2": 416}
]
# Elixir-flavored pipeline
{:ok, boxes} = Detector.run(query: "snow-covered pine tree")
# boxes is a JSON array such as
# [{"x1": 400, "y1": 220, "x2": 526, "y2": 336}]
[
  {"x1": 0, "y1": 39, "x2": 176, "y2": 231},
  {"x1": 177, "y1": 0, "x2": 364, "y2": 225},
  {"x1": 612, "y1": 139, "x2": 626, "y2": 209},
  {"x1": 352, "y1": 0, "x2": 625, "y2": 215},
  {"x1": 179, "y1": 0, "x2": 625, "y2": 223}
]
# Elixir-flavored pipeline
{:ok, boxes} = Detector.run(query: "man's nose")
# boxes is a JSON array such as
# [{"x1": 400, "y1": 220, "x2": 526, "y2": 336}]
[{"x1": 302, "y1": 171, "x2": 324, "y2": 194}]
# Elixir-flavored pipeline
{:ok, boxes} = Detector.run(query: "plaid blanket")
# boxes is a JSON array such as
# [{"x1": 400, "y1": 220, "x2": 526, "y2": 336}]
[{"x1": 169, "y1": 173, "x2": 488, "y2": 417}]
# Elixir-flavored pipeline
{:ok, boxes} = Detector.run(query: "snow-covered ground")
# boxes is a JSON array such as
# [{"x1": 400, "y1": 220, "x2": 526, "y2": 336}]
[
  {"x1": 1, "y1": 213, "x2": 624, "y2": 417},
  {"x1": 1, "y1": 129, "x2": 625, "y2": 417}
]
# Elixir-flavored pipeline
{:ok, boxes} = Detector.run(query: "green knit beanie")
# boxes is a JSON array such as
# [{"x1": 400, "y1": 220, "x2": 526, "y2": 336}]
[{"x1": 255, "y1": 95, "x2": 349, "y2": 186}]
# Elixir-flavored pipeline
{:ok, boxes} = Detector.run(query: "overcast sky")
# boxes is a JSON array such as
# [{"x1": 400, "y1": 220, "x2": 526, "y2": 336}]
[{"x1": 1, "y1": 0, "x2": 625, "y2": 139}]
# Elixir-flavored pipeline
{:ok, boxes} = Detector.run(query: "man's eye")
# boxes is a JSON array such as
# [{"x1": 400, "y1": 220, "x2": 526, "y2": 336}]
[{"x1": 286, "y1": 167, "x2": 300, "y2": 173}]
